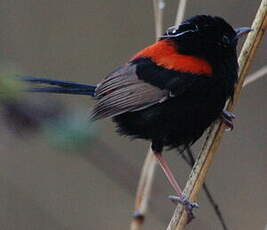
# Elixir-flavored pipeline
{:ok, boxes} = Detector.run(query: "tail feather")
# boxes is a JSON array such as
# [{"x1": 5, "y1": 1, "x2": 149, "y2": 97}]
[
  {"x1": 28, "y1": 86, "x2": 96, "y2": 95},
  {"x1": 18, "y1": 75, "x2": 96, "y2": 96}
]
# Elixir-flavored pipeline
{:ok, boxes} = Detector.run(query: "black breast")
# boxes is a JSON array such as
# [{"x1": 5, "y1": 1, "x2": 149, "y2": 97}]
[{"x1": 113, "y1": 58, "x2": 235, "y2": 150}]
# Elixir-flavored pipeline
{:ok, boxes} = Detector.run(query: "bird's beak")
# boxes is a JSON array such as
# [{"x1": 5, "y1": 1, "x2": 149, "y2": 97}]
[{"x1": 234, "y1": 27, "x2": 253, "y2": 39}]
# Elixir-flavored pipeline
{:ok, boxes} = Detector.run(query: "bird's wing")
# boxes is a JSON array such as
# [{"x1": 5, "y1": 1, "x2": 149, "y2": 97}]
[{"x1": 90, "y1": 64, "x2": 168, "y2": 120}]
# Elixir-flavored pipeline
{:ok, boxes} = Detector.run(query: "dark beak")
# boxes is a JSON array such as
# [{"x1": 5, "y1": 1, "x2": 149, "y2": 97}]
[{"x1": 234, "y1": 27, "x2": 253, "y2": 39}]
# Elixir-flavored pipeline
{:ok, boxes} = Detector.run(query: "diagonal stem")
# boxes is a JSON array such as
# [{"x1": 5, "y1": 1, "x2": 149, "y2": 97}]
[
  {"x1": 243, "y1": 65, "x2": 267, "y2": 87},
  {"x1": 167, "y1": 0, "x2": 267, "y2": 229},
  {"x1": 175, "y1": 0, "x2": 188, "y2": 26},
  {"x1": 130, "y1": 147, "x2": 157, "y2": 230},
  {"x1": 181, "y1": 148, "x2": 229, "y2": 230},
  {"x1": 130, "y1": 1, "x2": 166, "y2": 229}
]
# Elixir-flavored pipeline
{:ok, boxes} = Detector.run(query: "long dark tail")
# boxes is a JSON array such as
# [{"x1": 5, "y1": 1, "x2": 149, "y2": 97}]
[{"x1": 19, "y1": 76, "x2": 96, "y2": 96}]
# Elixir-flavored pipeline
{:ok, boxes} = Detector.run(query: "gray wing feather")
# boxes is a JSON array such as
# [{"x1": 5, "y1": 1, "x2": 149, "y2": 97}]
[{"x1": 90, "y1": 65, "x2": 168, "y2": 120}]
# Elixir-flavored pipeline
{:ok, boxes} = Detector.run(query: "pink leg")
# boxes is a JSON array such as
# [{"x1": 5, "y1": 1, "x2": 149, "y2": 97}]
[
  {"x1": 154, "y1": 152, "x2": 183, "y2": 195},
  {"x1": 154, "y1": 151, "x2": 199, "y2": 223}
]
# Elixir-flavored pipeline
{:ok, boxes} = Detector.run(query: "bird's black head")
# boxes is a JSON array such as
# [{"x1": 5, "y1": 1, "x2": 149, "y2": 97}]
[{"x1": 162, "y1": 15, "x2": 251, "y2": 62}]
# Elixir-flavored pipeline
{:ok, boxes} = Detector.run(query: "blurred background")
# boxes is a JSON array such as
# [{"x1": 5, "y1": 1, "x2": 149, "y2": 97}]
[{"x1": 0, "y1": 0, "x2": 266, "y2": 229}]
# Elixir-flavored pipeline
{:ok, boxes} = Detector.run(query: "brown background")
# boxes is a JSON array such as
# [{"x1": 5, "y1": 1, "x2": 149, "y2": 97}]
[{"x1": 0, "y1": 0, "x2": 266, "y2": 229}]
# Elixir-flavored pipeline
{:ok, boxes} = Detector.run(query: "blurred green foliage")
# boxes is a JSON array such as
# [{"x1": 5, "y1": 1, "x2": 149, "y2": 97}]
[
  {"x1": 42, "y1": 110, "x2": 97, "y2": 152},
  {"x1": 0, "y1": 65, "x2": 97, "y2": 152},
  {"x1": 0, "y1": 68, "x2": 25, "y2": 101}
]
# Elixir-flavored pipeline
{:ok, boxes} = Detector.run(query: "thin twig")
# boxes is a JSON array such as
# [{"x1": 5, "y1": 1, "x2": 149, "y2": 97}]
[
  {"x1": 130, "y1": 147, "x2": 157, "y2": 230},
  {"x1": 130, "y1": 2, "x2": 165, "y2": 230},
  {"x1": 153, "y1": 0, "x2": 165, "y2": 39},
  {"x1": 167, "y1": 0, "x2": 267, "y2": 229},
  {"x1": 243, "y1": 65, "x2": 267, "y2": 87},
  {"x1": 175, "y1": 0, "x2": 188, "y2": 26}
]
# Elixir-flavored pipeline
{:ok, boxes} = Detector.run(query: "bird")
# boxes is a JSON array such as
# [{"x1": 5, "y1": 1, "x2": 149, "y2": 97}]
[{"x1": 20, "y1": 15, "x2": 251, "y2": 221}]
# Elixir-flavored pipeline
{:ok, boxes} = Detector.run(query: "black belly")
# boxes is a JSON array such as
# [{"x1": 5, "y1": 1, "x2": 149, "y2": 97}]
[{"x1": 113, "y1": 93, "x2": 226, "y2": 150}]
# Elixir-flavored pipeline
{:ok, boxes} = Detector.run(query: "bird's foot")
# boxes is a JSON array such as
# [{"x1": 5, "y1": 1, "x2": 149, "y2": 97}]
[
  {"x1": 168, "y1": 195, "x2": 199, "y2": 224},
  {"x1": 221, "y1": 110, "x2": 236, "y2": 131}
]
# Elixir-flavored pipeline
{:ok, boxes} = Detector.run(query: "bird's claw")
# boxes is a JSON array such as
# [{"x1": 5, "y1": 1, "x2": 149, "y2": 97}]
[
  {"x1": 221, "y1": 110, "x2": 236, "y2": 131},
  {"x1": 168, "y1": 195, "x2": 199, "y2": 223}
]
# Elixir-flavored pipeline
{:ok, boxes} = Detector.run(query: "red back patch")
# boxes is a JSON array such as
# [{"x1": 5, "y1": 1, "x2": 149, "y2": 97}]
[{"x1": 132, "y1": 40, "x2": 212, "y2": 76}]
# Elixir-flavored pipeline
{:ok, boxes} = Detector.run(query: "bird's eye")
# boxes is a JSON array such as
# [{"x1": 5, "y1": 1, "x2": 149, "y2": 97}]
[{"x1": 222, "y1": 35, "x2": 231, "y2": 45}]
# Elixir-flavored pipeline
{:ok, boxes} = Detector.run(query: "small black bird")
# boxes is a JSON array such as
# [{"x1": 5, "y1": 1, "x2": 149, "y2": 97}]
[{"x1": 21, "y1": 15, "x2": 251, "y2": 219}]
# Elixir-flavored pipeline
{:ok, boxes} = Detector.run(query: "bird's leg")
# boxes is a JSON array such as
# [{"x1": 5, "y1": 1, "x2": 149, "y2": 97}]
[
  {"x1": 221, "y1": 109, "x2": 236, "y2": 131},
  {"x1": 154, "y1": 152, "x2": 182, "y2": 195},
  {"x1": 153, "y1": 151, "x2": 199, "y2": 223}
]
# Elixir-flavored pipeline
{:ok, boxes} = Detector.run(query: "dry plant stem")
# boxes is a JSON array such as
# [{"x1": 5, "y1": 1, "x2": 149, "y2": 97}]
[
  {"x1": 175, "y1": 0, "x2": 188, "y2": 26},
  {"x1": 243, "y1": 65, "x2": 267, "y2": 87},
  {"x1": 130, "y1": 2, "x2": 165, "y2": 230},
  {"x1": 153, "y1": 0, "x2": 165, "y2": 38},
  {"x1": 167, "y1": 0, "x2": 267, "y2": 229},
  {"x1": 130, "y1": 147, "x2": 157, "y2": 230}
]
